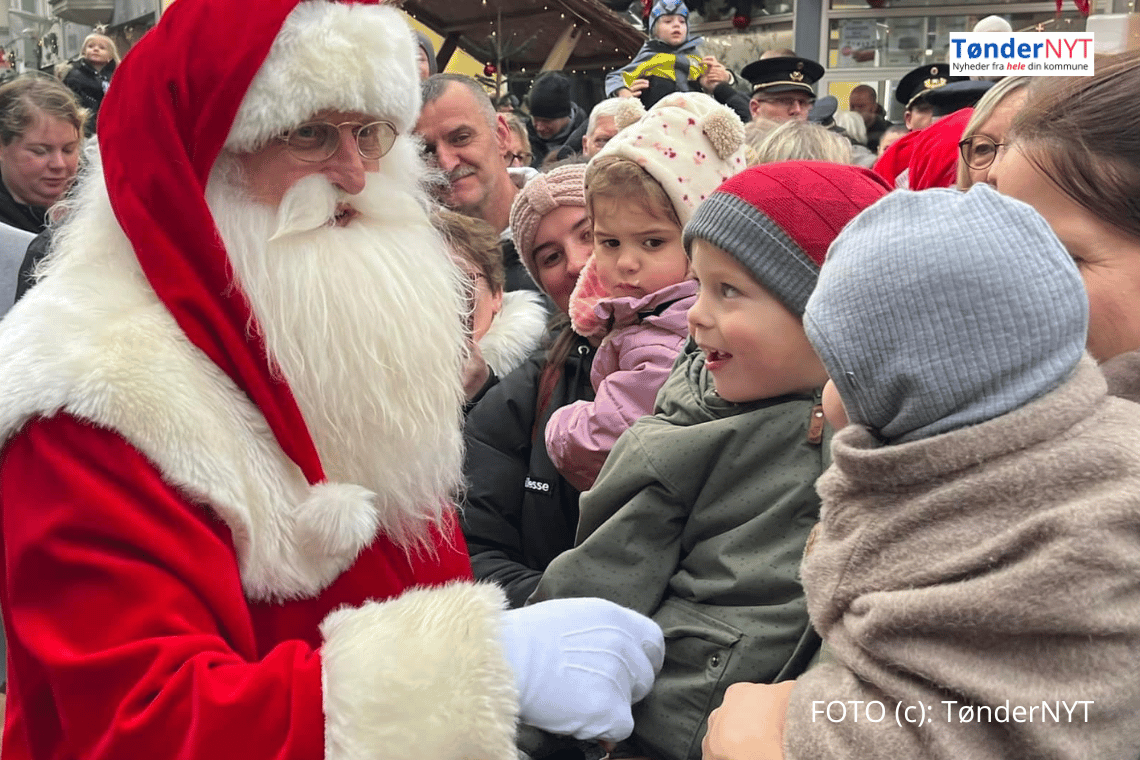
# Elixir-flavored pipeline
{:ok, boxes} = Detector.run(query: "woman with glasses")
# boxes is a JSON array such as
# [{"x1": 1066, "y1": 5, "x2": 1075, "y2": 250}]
[
  {"x1": 502, "y1": 113, "x2": 533, "y2": 168},
  {"x1": 955, "y1": 77, "x2": 1029, "y2": 189},
  {"x1": 990, "y1": 52, "x2": 1140, "y2": 376}
]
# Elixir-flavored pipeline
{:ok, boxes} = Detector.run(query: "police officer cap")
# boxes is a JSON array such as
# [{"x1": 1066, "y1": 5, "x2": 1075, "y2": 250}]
[
  {"x1": 895, "y1": 63, "x2": 965, "y2": 107},
  {"x1": 742, "y1": 56, "x2": 826, "y2": 96},
  {"x1": 925, "y1": 79, "x2": 995, "y2": 117}
]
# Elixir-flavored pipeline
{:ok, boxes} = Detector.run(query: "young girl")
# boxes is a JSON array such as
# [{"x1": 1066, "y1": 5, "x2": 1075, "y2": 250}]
[
  {"x1": 61, "y1": 32, "x2": 119, "y2": 136},
  {"x1": 544, "y1": 92, "x2": 747, "y2": 491}
]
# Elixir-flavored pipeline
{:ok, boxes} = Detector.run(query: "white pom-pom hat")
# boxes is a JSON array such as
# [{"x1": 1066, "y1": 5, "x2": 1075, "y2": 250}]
[{"x1": 588, "y1": 91, "x2": 748, "y2": 226}]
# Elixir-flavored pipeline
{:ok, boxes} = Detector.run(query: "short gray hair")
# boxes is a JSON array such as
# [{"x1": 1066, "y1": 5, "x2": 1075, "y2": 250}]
[
  {"x1": 832, "y1": 110, "x2": 867, "y2": 145},
  {"x1": 587, "y1": 97, "x2": 626, "y2": 136},
  {"x1": 421, "y1": 73, "x2": 497, "y2": 129}
]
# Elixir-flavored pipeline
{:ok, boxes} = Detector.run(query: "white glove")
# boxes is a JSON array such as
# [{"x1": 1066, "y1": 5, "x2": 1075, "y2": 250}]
[{"x1": 500, "y1": 597, "x2": 665, "y2": 741}]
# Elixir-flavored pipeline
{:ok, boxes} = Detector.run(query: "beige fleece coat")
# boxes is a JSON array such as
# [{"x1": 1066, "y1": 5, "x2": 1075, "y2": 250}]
[
  {"x1": 785, "y1": 357, "x2": 1140, "y2": 760},
  {"x1": 1101, "y1": 348, "x2": 1140, "y2": 404}
]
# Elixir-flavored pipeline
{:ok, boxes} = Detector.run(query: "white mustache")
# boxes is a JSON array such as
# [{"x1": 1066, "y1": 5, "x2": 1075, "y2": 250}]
[
  {"x1": 269, "y1": 174, "x2": 345, "y2": 241},
  {"x1": 448, "y1": 166, "x2": 475, "y2": 184}
]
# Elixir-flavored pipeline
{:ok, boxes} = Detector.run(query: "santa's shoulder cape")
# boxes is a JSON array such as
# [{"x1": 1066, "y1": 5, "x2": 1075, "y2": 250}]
[{"x1": 1, "y1": 206, "x2": 382, "y2": 601}]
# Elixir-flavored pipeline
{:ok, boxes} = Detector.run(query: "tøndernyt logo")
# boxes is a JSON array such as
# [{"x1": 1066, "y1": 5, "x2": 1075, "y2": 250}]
[{"x1": 949, "y1": 33, "x2": 1095, "y2": 76}]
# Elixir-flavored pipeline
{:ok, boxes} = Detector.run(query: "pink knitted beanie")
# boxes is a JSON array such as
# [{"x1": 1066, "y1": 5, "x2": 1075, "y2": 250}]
[{"x1": 509, "y1": 162, "x2": 588, "y2": 297}]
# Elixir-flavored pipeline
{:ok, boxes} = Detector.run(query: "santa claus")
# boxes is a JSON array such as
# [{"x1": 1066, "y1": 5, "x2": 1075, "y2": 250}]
[{"x1": 0, "y1": 2, "x2": 663, "y2": 759}]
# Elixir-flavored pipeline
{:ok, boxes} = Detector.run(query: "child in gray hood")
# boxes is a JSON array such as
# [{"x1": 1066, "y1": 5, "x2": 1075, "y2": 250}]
[{"x1": 704, "y1": 184, "x2": 1140, "y2": 760}]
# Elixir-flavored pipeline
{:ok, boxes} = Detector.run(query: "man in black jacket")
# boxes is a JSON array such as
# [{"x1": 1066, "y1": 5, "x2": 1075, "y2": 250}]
[{"x1": 525, "y1": 72, "x2": 587, "y2": 168}]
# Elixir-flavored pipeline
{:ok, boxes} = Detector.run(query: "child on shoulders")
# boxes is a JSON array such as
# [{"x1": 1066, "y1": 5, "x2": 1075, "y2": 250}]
[
  {"x1": 534, "y1": 161, "x2": 893, "y2": 760},
  {"x1": 545, "y1": 92, "x2": 747, "y2": 492},
  {"x1": 607, "y1": 0, "x2": 750, "y2": 120}
]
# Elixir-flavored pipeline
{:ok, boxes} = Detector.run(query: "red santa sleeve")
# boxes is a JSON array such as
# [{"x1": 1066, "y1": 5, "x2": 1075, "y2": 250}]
[{"x1": 0, "y1": 414, "x2": 517, "y2": 760}]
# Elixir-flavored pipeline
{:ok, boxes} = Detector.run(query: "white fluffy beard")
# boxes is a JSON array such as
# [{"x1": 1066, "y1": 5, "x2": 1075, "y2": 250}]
[{"x1": 207, "y1": 140, "x2": 467, "y2": 550}]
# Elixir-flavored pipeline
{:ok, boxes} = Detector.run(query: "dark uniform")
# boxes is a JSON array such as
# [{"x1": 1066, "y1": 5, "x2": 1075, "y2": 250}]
[
  {"x1": 895, "y1": 63, "x2": 966, "y2": 130},
  {"x1": 741, "y1": 55, "x2": 825, "y2": 122}
]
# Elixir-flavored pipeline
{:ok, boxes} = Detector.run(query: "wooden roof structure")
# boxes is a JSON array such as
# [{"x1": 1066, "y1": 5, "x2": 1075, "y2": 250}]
[{"x1": 402, "y1": 0, "x2": 647, "y2": 74}]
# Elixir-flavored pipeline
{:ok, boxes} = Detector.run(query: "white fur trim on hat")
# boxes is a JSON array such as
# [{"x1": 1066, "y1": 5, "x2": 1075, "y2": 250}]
[
  {"x1": 592, "y1": 92, "x2": 748, "y2": 225},
  {"x1": 226, "y1": 1, "x2": 421, "y2": 153}
]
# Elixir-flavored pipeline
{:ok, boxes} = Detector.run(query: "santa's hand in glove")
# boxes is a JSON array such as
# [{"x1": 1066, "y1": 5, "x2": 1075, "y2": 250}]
[{"x1": 500, "y1": 597, "x2": 665, "y2": 741}]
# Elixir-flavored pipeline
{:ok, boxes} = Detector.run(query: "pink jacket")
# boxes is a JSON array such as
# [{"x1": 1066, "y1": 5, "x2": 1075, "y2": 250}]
[{"x1": 546, "y1": 278, "x2": 697, "y2": 492}]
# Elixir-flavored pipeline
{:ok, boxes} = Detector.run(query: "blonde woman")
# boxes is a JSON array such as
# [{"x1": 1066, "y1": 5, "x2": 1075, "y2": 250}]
[
  {"x1": 753, "y1": 119, "x2": 852, "y2": 166},
  {"x1": 955, "y1": 76, "x2": 1029, "y2": 189}
]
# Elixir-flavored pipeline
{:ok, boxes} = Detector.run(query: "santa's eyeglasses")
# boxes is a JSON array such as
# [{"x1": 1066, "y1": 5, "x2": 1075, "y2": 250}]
[{"x1": 277, "y1": 120, "x2": 398, "y2": 162}]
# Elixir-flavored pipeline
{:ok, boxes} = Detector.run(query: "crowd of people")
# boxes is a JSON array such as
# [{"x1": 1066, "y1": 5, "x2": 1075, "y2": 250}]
[{"x1": 0, "y1": 1, "x2": 1139, "y2": 760}]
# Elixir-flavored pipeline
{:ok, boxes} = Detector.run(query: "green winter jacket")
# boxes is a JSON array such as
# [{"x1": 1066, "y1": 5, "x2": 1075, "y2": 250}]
[{"x1": 530, "y1": 340, "x2": 828, "y2": 760}]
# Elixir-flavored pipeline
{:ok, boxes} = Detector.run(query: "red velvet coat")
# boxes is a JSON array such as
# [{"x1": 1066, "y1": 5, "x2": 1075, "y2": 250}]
[{"x1": 0, "y1": 413, "x2": 477, "y2": 760}]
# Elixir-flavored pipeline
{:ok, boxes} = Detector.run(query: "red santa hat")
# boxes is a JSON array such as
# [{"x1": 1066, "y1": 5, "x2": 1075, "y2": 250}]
[
  {"x1": 908, "y1": 107, "x2": 973, "y2": 191},
  {"x1": 872, "y1": 126, "x2": 919, "y2": 188},
  {"x1": 97, "y1": 0, "x2": 418, "y2": 486},
  {"x1": 872, "y1": 107, "x2": 973, "y2": 191}
]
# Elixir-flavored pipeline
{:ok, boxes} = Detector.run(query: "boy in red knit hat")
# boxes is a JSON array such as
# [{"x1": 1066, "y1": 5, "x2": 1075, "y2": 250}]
[{"x1": 532, "y1": 161, "x2": 893, "y2": 760}]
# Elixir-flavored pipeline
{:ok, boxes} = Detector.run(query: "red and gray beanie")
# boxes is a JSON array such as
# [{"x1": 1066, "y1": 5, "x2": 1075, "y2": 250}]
[{"x1": 682, "y1": 161, "x2": 893, "y2": 316}]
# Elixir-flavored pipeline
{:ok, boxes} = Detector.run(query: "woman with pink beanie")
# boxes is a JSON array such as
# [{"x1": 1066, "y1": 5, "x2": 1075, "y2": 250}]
[{"x1": 462, "y1": 162, "x2": 597, "y2": 602}]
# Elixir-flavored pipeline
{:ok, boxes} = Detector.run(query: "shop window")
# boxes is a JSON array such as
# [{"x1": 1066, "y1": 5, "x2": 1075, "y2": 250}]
[{"x1": 829, "y1": 9, "x2": 1093, "y2": 71}]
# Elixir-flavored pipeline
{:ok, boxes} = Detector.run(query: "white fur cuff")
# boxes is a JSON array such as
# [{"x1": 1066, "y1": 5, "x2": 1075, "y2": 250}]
[{"x1": 320, "y1": 582, "x2": 519, "y2": 760}]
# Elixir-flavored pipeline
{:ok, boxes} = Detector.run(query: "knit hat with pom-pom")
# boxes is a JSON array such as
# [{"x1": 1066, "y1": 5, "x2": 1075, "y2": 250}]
[
  {"x1": 586, "y1": 91, "x2": 748, "y2": 227},
  {"x1": 570, "y1": 92, "x2": 746, "y2": 338},
  {"x1": 683, "y1": 161, "x2": 892, "y2": 316}
]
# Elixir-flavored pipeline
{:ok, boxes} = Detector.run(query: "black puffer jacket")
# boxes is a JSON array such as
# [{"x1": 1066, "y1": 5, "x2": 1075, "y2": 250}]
[
  {"x1": 62, "y1": 58, "x2": 115, "y2": 136},
  {"x1": 461, "y1": 331, "x2": 595, "y2": 608}
]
